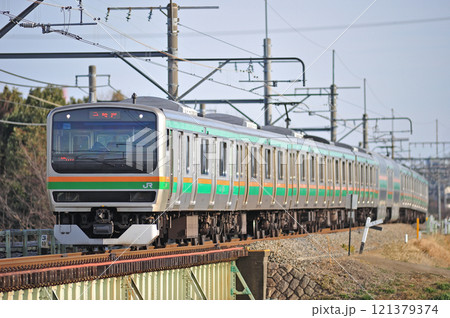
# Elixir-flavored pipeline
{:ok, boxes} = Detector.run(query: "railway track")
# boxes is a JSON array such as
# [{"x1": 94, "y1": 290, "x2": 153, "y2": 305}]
[
  {"x1": 0, "y1": 225, "x2": 362, "y2": 292},
  {"x1": 0, "y1": 225, "x2": 355, "y2": 274}
]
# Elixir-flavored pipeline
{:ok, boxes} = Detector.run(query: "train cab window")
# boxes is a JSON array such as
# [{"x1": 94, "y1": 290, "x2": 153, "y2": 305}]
[
  {"x1": 300, "y1": 154, "x2": 306, "y2": 181},
  {"x1": 310, "y1": 155, "x2": 315, "y2": 182},
  {"x1": 265, "y1": 149, "x2": 271, "y2": 179},
  {"x1": 219, "y1": 142, "x2": 227, "y2": 177},
  {"x1": 278, "y1": 151, "x2": 284, "y2": 181},
  {"x1": 319, "y1": 157, "x2": 325, "y2": 183},
  {"x1": 342, "y1": 161, "x2": 346, "y2": 184},
  {"x1": 335, "y1": 159, "x2": 340, "y2": 184},
  {"x1": 251, "y1": 147, "x2": 258, "y2": 178},
  {"x1": 186, "y1": 136, "x2": 190, "y2": 174},
  {"x1": 201, "y1": 139, "x2": 209, "y2": 175}
]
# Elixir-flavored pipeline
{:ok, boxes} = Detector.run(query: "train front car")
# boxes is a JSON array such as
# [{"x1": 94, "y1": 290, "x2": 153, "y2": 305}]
[{"x1": 47, "y1": 103, "x2": 166, "y2": 246}]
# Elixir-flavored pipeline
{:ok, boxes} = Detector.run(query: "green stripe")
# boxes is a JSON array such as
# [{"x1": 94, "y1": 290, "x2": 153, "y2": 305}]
[
  {"x1": 263, "y1": 187, "x2": 273, "y2": 196},
  {"x1": 276, "y1": 187, "x2": 286, "y2": 196},
  {"x1": 182, "y1": 182, "x2": 193, "y2": 193},
  {"x1": 48, "y1": 181, "x2": 169, "y2": 190},
  {"x1": 197, "y1": 183, "x2": 211, "y2": 194},
  {"x1": 249, "y1": 186, "x2": 259, "y2": 196},
  {"x1": 216, "y1": 184, "x2": 230, "y2": 195}
]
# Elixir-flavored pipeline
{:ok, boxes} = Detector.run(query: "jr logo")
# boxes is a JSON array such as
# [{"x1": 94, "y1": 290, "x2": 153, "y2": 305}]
[{"x1": 143, "y1": 183, "x2": 153, "y2": 189}]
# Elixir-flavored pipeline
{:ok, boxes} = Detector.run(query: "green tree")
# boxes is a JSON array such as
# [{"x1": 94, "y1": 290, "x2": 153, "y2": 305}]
[{"x1": 0, "y1": 86, "x2": 70, "y2": 229}]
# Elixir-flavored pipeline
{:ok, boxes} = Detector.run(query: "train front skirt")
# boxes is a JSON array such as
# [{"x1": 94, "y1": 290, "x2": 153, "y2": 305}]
[{"x1": 54, "y1": 224, "x2": 159, "y2": 246}]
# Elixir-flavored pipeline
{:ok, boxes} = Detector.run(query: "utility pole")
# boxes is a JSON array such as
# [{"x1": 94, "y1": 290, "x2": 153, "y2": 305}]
[
  {"x1": 437, "y1": 119, "x2": 442, "y2": 223},
  {"x1": 88, "y1": 65, "x2": 97, "y2": 103},
  {"x1": 106, "y1": 3, "x2": 218, "y2": 101},
  {"x1": 167, "y1": 1, "x2": 179, "y2": 100},
  {"x1": 263, "y1": 0, "x2": 272, "y2": 126},
  {"x1": 391, "y1": 108, "x2": 395, "y2": 158},
  {"x1": 362, "y1": 78, "x2": 368, "y2": 149},
  {"x1": 330, "y1": 50, "x2": 337, "y2": 142}
]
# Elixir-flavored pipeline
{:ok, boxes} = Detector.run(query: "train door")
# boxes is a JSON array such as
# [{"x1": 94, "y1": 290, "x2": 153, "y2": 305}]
[
  {"x1": 293, "y1": 151, "x2": 301, "y2": 208},
  {"x1": 348, "y1": 161, "x2": 353, "y2": 196},
  {"x1": 287, "y1": 151, "x2": 296, "y2": 208},
  {"x1": 226, "y1": 140, "x2": 236, "y2": 210},
  {"x1": 242, "y1": 143, "x2": 250, "y2": 208},
  {"x1": 310, "y1": 153, "x2": 319, "y2": 205},
  {"x1": 299, "y1": 153, "x2": 307, "y2": 207},
  {"x1": 325, "y1": 157, "x2": 332, "y2": 207},
  {"x1": 208, "y1": 138, "x2": 218, "y2": 208},
  {"x1": 335, "y1": 158, "x2": 342, "y2": 204},
  {"x1": 319, "y1": 156, "x2": 327, "y2": 207},
  {"x1": 188, "y1": 134, "x2": 199, "y2": 208},
  {"x1": 260, "y1": 146, "x2": 274, "y2": 208},
  {"x1": 195, "y1": 136, "x2": 213, "y2": 210},
  {"x1": 275, "y1": 149, "x2": 288, "y2": 207},
  {"x1": 167, "y1": 129, "x2": 182, "y2": 209},
  {"x1": 215, "y1": 139, "x2": 230, "y2": 210},
  {"x1": 341, "y1": 160, "x2": 347, "y2": 205},
  {"x1": 355, "y1": 161, "x2": 360, "y2": 204},
  {"x1": 179, "y1": 132, "x2": 194, "y2": 210}
]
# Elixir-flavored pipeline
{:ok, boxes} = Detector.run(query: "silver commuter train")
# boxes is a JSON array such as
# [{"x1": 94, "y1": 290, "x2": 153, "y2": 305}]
[{"x1": 47, "y1": 97, "x2": 428, "y2": 246}]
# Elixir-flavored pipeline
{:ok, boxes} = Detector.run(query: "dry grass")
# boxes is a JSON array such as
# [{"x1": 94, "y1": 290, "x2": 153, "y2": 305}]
[{"x1": 379, "y1": 234, "x2": 450, "y2": 268}]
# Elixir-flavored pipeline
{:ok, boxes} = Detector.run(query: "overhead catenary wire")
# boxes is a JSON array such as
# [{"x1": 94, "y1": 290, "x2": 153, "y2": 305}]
[
  {"x1": 0, "y1": 119, "x2": 46, "y2": 126},
  {"x1": 0, "y1": 98, "x2": 53, "y2": 111}
]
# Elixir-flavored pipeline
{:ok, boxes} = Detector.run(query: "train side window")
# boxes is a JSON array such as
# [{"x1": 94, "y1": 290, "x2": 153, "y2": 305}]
[
  {"x1": 201, "y1": 139, "x2": 209, "y2": 175},
  {"x1": 300, "y1": 154, "x2": 306, "y2": 181},
  {"x1": 265, "y1": 149, "x2": 271, "y2": 179},
  {"x1": 319, "y1": 157, "x2": 325, "y2": 183},
  {"x1": 278, "y1": 151, "x2": 284, "y2": 181},
  {"x1": 310, "y1": 155, "x2": 315, "y2": 182},
  {"x1": 219, "y1": 141, "x2": 227, "y2": 177}
]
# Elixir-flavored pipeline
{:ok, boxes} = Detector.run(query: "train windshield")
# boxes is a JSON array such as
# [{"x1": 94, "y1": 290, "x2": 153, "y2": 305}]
[{"x1": 51, "y1": 107, "x2": 158, "y2": 173}]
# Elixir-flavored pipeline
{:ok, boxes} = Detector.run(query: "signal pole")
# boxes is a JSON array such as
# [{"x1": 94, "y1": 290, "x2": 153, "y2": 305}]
[
  {"x1": 362, "y1": 78, "x2": 368, "y2": 149},
  {"x1": 167, "y1": 1, "x2": 179, "y2": 100},
  {"x1": 330, "y1": 50, "x2": 337, "y2": 142},
  {"x1": 263, "y1": 0, "x2": 272, "y2": 126},
  {"x1": 88, "y1": 65, "x2": 97, "y2": 103}
]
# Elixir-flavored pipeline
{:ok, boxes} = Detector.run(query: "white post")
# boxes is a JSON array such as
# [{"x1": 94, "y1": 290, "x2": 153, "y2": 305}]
[{"x1": 359, "y1": 217, "x2": 371, "y2": 254}]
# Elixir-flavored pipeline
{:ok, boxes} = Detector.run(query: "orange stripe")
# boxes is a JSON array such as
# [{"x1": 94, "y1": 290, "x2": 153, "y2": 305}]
[
  {"x1": 263, "y1": 182, "x2": 273, "y2": 188},
  {"x1": 198, "y1": 178, "x2": 212, "y2": 184},
  {"x1": 183, "y1": 177, "x2": 193, "y2": 183},
  {"x1": 48, "y1": 176, "x2": 169, "y2": 182},
  {"x1": 217, "y1": 180, "x2": 230, "y2": 186},
  {"x1": 249, "y1": 181, "x2": 260, "y2": 187}
]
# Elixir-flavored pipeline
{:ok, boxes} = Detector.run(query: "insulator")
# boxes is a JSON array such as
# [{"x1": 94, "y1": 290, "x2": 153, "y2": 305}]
[
  {"x1": 148, "y1": 9, "x2": 153, "y2": 22},
  {"x1": 20, "y1": 22, "x2": 38, "y2": 28}
]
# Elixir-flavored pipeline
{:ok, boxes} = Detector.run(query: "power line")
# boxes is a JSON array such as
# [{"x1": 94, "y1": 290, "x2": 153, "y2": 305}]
[
  {"x1": 178, "y1": 23, "x2": 261, "y2": 57},
  {"x1": 0, "y1": 119, "x2": 46, "y2": 126},
  {"x1": 0, "y1": 98, "x2": 53, "y2": 111},
  {"x1": 0, "y1": 68, "x2": 110, "y2": 89}
]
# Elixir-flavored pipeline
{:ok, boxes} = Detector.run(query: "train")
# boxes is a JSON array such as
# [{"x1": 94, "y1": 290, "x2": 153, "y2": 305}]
[{"x1": 47, "y1": 96, "x2": 428, "y2": 247}]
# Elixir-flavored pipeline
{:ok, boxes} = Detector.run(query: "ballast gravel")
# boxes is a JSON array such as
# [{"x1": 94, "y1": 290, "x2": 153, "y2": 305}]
[{"x1": 248, "y1": 223, "x2": 418, "y2": 266}]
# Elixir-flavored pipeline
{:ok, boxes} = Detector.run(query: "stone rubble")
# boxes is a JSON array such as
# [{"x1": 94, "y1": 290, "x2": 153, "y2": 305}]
[{"x1": 248, "y1": 223, "x2": 418, "y2": 299}]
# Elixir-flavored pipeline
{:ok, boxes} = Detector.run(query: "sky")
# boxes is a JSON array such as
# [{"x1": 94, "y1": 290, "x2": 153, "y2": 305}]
[{"x1": 1, "y1": 0, "x2": 450, "y2": 160}]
